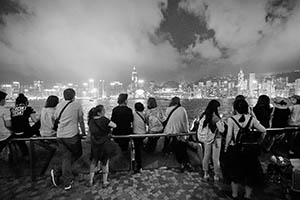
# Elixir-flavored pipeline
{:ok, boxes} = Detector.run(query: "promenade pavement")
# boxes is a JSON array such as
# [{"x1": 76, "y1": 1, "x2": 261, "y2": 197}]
[{"x1": 0, "y1": 168, "x2": 287, "y2": 200}]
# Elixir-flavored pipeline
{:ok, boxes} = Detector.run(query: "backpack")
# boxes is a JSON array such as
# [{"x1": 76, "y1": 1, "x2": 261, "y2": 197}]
[
  {"x1": 197, "y1": 115, "x2": 215, "y2": 144},
  {"x1": 230, "y1": 116, "x2": 260, "y2": 156}
]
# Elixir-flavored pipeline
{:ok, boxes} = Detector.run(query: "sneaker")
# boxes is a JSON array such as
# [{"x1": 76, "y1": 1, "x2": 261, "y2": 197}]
[
  {"x1": 204, "y1": 173, "x2": 210, "y2": 180},
  {"x1": 64, "y1": 184, "x2": 72, "y2": 190},
  {"x1": 214, "y1": 175, "x2": 220, "y2": 181},
  {"x1": 50, "y1": 169, "x2": 59, "y2": 187}
]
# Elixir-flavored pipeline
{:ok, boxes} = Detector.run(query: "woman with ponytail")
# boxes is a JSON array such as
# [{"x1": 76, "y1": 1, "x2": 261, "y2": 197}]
[
  {"x1": 88, "y1": 105, "x2": 118, "y2": 187},
  {"x1": 224, "y1": 99, "x2": 266, "y2": 200}
]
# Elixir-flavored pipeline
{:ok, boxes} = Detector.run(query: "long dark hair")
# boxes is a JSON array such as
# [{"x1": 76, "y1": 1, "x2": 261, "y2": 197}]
[
  {"x1": 233, "y1": 99, "x2": 249, "y2": 122},
  {"x1": 201, "y1": 100, "x2": 220, "y2": 131},
  {"x1": 88, "y1": 104, "x2": 104, "y2": 124},
  {"x1": 253, "y1": 95, "x2": 271, "y2": 128},
  {"x1": 147, "y1": 97, "x2": 157, "y2": 109},
  {"x1": 169, "y1": 97, "x2": 181, "y2": 107}
]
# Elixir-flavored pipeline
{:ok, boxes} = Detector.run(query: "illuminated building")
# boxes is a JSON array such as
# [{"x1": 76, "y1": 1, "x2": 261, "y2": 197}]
[
  {"x1": 295, "y1": 79, "x2": 300, "y2": 95},
  {"x1": 131, "y1": 66, "x2": 138, "y2": 89},
  {"x1": 249, "y1": 73, "x2": 257, "y2": 97}
]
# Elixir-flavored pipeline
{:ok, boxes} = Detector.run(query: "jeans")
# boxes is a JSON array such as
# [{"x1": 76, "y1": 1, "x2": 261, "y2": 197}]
[
  {"x1": 54, "y1": 134, "x2": 82, "y2": 185},
  {"x1": 202, "y1": 138, "x2": 221, "y2": 176}
]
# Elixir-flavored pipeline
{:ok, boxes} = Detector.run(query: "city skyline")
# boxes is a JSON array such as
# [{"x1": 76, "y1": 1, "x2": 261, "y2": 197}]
[
  {"x1": 1, "y1": 0, "x2": 300, "y2": 83},
  {"x1": 1, "y1": 67, "x2": 300, "y2": 100}
]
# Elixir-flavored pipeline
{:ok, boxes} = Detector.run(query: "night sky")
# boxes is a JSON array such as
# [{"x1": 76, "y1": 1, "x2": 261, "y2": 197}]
[{"x1": 0, "y1": 0, "x2": 300, "y2": 84}]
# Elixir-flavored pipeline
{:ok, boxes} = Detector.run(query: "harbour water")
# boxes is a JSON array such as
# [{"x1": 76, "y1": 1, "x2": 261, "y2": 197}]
[{"x1": 11, "y1": 98, "x2": 257, "y2": 125}]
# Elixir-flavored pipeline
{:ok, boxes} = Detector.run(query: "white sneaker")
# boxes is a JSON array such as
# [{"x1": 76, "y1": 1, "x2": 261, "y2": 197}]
[
  {"x1": 204, "y1": 173, "x2": 210, "y2": 180},
  {"x1": 214, "y1": 175, "x2": 220, "y2": 181}
]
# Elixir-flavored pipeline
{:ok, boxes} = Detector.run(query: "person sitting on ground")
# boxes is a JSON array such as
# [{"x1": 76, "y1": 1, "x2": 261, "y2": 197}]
[
  {"x1": 253, "y1": 95, "x2": 273, "y2": 129},
  {"x1": 40, "y1": 95, "x2": 59, "y2": 137},
  {"x1": 144, "y1": 97, "x2": 165, "y2": 152},
  {"x1": 10, "y1": 93, "x2": 40, "y2": 157},
  {"x1": 163, "y1": 96, "x2": 193, "y2": 172},
  {"x1": 50, "y1": 88, "x2": 85, "y2": 190},
  {"x1": 0, "y1": 91, "x2": 12, "y2": 154},
  {"x1": 199, "y1": 99, "x2": 224, "y2": 181},
  {"x1": 88, "y1": 105, "x2": 118, "y2": 187},
  {"x1": 288, "y1": 95, "x2": 300, "y2": 127},
  {"x1": 225, "y1": 99, "x2": 266, "y2": 200},
  {"x1": 132, "y1": 102, "x2": 147, "y2": 173},
  {"x1": 111, "y1": 93, "x2": 133, "y2": 152}
]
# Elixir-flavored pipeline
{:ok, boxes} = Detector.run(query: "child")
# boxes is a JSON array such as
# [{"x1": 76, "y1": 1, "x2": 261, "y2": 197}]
[
  {"x1": 88, "y1": 105, "x2": 118, "y2": 187},
  {"x1": 132, "y1": 102, "x2": 147, "y2": 173}
]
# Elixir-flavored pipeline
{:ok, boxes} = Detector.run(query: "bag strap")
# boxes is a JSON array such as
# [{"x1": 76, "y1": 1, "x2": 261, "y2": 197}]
[
  {"x1": 56, "y1": 100, "x2": 72, "y2": 123},
  {"x1": 230, "y1": 116, "x2": 252, "y2": 143},
  {"x1": 136, "y1": 111, "x2": 146, "y2": 123},
  {"x1": 164, "y1": 106, "x2": 180, "y2": 127}
]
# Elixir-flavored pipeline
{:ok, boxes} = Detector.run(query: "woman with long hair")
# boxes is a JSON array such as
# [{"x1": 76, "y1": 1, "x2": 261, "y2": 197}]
[
  {"x1": 40, "y1": 95, "x2": 59, "y2": 137},
  {"x1": 144, "y1": 97, "x2": 165, "y2": 152},
  {"x1": 225, "y1": 99, "x2": 266, "y2": 200},
  {"x1": 200, "y1": 99, "x2": 223, "y2": 181},
  {"x1": 88, "y1": 105, "x2": 118, "y2": 187},
  {"x1": 253, "y1": 95, "x2": 273, "y2": 128}
]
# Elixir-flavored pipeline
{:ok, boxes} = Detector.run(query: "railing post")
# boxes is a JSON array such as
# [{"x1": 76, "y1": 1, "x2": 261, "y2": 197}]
[{"x1": 28, "y1": 139, "x2": 35, "y2": 181}]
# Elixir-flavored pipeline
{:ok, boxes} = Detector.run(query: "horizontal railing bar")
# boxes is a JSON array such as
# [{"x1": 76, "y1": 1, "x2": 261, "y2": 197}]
[{"x1": 8, "y1": 126, "x2": 300, "y2": 141}]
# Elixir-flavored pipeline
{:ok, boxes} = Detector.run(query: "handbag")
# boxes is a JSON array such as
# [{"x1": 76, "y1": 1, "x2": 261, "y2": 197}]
[
  {"x1": 197, "y1": 115, "x2": 216, "y2": 144},
  {"x1": 53, "y1": 100, "x2": 72, "y2": 131}
]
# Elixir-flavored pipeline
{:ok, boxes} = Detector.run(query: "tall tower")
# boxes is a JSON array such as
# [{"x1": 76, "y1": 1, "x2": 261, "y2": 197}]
[{"x1": 131, "y1": 66, "x2": 138, "y2": 88}]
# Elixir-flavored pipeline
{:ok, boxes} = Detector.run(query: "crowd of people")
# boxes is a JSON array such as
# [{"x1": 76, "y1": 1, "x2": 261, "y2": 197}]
[{"x1": 1, "y1": 89, "x2": 300, "y2": 199}]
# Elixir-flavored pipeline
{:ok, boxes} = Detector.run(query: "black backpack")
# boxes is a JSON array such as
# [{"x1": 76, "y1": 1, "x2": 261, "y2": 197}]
[{"x1": 231, "y1": 116, "x2": 260, "y2": 155}]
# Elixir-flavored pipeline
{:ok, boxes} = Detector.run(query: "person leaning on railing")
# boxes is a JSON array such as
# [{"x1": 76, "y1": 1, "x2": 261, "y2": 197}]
[
  {"x1": 50, "y1": 88, "x2": 85, "y2": 191},
  {"x1": 40, "y1": 95, "x2": 59, "y2": 137},
  {"x1": 0, "y1": 91, "x2": 12, "y2": 156},
  {"x1": 224, "y1": 99, "x2": 266, "y2": 200},
  {"x1": 144, "y1": 97, "x2": 165, "y2": 153},
  {"x1": 163, "y1": 97, "x2": 193, "y2": 172},
  {"x1": 10, "y1": 93, "x2": 40, "y2": 157}
]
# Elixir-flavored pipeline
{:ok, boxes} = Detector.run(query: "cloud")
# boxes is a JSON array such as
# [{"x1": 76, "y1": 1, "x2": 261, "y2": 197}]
[
  {"x1": 179, "y1": 0, "x2": 300, "y2": 73},
  {"x1": 184, "y1": 37, "x2": 222, "y2": 60},
  {"x1": 0, "y1": 0, "x2": 181, "y2": 82}
]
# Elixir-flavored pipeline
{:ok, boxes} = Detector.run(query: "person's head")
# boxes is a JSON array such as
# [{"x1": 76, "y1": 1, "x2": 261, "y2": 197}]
[
  {"x1": 16, "y1": 93, "x2": 28, "y2": 105},
  {"x1": 135, "y1": 102, "x2": 144, "y2": 112},
  {"x1": 45, "y1": 95, "x2": 59, "y2": 108},
  {"x1": 117, "y1": 93, "x2": 128, "y2": 105},
  {"x1": 255, "y1": 95, "x2": 270, "y2": 108},
  {"x1": 147, "y1": 97, "x2": 157, "y2": 109},
  {"x1": 233, "y1": 99, "x2": 249, "y2": 122},
  {"x1": 88, "y1": 104, "x2": 105, "y2": 124},
  {"x1": 63, "y1": 88, "x2": 76, "y2": 101},
  {"x1": 273, "y1": 97, "x2": 287, "y2": 106},
  {"x1": 0, "y1": 91, "x2": 7, "y2": 106},
  {"x1": 169, "y1": 96, "x2": 181, "y2": 107},
  {"x1": 289, "y1": 95, "x2": 300, "y2": 105}
]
